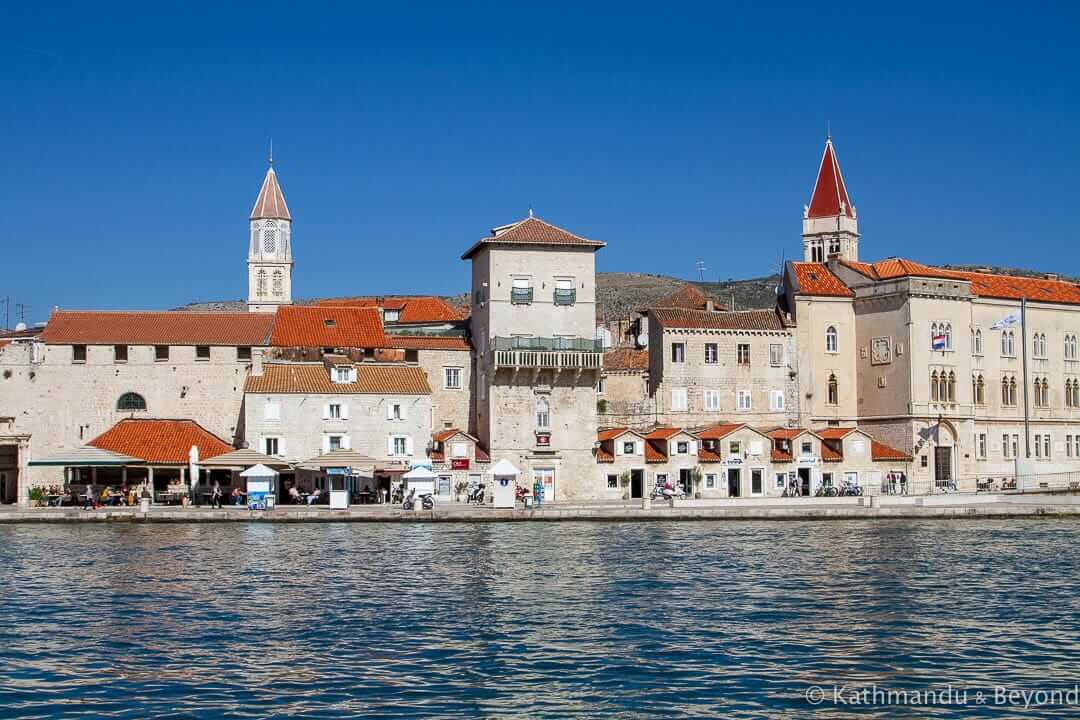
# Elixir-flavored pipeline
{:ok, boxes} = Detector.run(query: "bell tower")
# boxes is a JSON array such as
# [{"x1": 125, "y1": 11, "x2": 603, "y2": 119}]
[
  {"x1": 802, "y1": 136, "x2": 859, "y2": 263},
  {"x1": 247, "y1": 153, "x2": 293, "y2": 313}
]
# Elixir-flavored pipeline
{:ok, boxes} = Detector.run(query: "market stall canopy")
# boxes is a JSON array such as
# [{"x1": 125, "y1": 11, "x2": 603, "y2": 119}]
[
  {"x1": 299, "y1": 449, "x2": 377, "y2": 474},
  {"x1": 201, "y1": 448, "x2": 292, "y2": 469},
  {"x1": 488, "y1": 459, "x2": 521, "y2": 476},
  {"x1": 240, "y1": 463, "x2": 280, "y2": 478},
  {"x1": 402, "y1": 466, "x2": 438, "y2": 480},
  {"x1": 28, "y1": 446, "x2": 138, "y2": 467}
]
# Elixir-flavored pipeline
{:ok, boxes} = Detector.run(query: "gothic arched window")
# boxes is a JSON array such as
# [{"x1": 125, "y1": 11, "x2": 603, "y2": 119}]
[
  {"x1": 272, "y1": 270, "x2": 283, "y2": 296},
  {"x1": 947, "y1": 371, "x2": 956, "y2": 402},
  {"x1": 825, "y1": 326, "x2": 838, "y2": 354},
  {"x1": 117, "y1": 392, "x2": 147, "y2": 411},
  {"x1": 827, "y1": 373, "x2": 838, "y2": 406},
  {"x1": 536, "y1": 397, "x2": 550, "y2": 429},
  {"x1": 974, "y1": 329, "x2": 983, "y2": 355},
  {"x1": 930, "y1": 371, "x2": 940, "y2": 402},
  {"x1": 256, "y1": 270, "x2": 267, "y2": 298},
  {"x1": 263, "y1": 220, "x2": 277, "y2": 254}
]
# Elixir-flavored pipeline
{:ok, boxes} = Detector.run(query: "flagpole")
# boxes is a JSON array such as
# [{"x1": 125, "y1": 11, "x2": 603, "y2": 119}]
[{"x1": 1021, "y1": 297, "x2": 1031, "y2": 458}]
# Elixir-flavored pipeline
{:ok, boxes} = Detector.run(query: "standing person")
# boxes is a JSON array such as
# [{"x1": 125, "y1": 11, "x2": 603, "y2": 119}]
[
  {"x1": 211, "y1": 481, "x2": 223, "y2": 509},
  {"x1": 533, "y1": 477, "x2": 543, "y2": 509},
  {"x1": 83, "y1": 483, "x2": 96, "y2": 510},
  {"x1": 231, "y1": 486, "x2": 244, "y2": 506}
]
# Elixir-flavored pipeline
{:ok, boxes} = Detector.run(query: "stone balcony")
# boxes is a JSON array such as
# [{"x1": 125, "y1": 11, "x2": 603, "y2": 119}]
[{"x1": 491, "y1": 337, "x2": 603, "y2": 370}]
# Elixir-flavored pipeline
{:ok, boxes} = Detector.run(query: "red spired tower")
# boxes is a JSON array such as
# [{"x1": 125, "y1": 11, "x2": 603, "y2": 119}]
[{"x1": 802, "y1": 135, "x2": 859, "y2": 263}]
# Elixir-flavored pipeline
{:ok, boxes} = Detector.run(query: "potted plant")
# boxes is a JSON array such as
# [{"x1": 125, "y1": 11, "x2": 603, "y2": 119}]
[
  {"x1": 619, "y1": 471, "x2": 632, "y2": 501},
  {"x1": 454, "y1": 479, "x2": 468, "y2": 503},
  {"x1": 27, "y1": 486, "x2": 44, "y2": 508}
]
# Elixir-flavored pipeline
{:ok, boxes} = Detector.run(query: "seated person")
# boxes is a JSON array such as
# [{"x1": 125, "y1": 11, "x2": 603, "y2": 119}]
[
  {"x1": 99, "y1": 486, "x2": 113, "y2": 505},
  {"x1": 288, "y1": 485, "x2": 302, "y2": 504},
  {"x1": 306, "y1": 488, "x2": 321, "y2": 505}
]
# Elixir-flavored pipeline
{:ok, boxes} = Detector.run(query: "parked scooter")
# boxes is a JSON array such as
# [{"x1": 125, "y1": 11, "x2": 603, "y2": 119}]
[
  {"x1": 467, "y1": 483, "x2": 485, "y2": 505},
  {"x1": 650, "y1": 480, "x2": 686, "y2": 501},
  {"x1": 402, "y1": 488, "x2": 416, "y2": 510},
  {"x1": 419, "y1": 493, "x2": 434, "y2": 510},
  {"x1": 838, "y1": 480, "x2": 863, "y2": 496}
]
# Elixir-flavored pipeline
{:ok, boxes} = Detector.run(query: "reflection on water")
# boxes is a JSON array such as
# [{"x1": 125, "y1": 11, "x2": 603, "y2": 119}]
[{"x1": 0, "y1": 520, "x2": 1078, "y2": 718}]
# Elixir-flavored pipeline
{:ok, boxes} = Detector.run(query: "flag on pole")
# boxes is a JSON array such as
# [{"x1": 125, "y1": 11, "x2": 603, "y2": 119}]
[
  {"x1": 991, "y1": 311, "x2": 1021, "y2": 331},
  {"x1": 931, "y1": 332, "x2": 947, "y2": 351}
]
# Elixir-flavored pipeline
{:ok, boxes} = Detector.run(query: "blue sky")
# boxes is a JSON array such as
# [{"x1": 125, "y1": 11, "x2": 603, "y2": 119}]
[{"x1": 1, "y1": 2, "x2": 1077, "y2": 322}]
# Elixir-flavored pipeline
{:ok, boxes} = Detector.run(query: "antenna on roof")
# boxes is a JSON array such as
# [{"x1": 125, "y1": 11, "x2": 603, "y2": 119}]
[
  {"x1": 528, "y1": 205, "x2": 534, "y2": 218},
  {"x1": 696, "y1": 259, "x2": 707, "y2": 283},
  {"x1": 826, "y1": 120, "x2": 831, "y2": 141},
  {"x1": 268, "y1": 137, "x2": 274, "y2": 167}
]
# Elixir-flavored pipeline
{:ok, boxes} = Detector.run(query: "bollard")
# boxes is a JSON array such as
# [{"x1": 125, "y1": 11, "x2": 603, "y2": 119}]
[
  {"x1": 642, "y1": 496, "x2": 651, "y2": 510},
  {"x1": 139, "y1": 497, "x2": 150, "y2": 513}
]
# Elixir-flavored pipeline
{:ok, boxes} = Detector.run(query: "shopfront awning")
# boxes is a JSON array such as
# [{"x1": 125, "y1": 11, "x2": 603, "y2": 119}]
[
  {"x1": 488, "y1": 459, "x2": 521, "y2": 477},
  {"x1": 28, "y1": 446, "x2": 139, "y2": 467},
  {"x1": 299, "y1": 449, "x2": 377, "y2": 473},
  {"x1": 201, "y1": 448, "x2": 292, "y2": 469}
]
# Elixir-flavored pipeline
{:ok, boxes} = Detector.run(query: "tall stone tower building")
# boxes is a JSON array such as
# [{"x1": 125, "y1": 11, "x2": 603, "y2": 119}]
[
  {"x1": 802, "y1": 136, "x2": 859, "y2": 263},
  {"x1": 248, "y1": 159, "x2": 293, "y2": 313},
  {"x1": 463, "y1": 214, "x2": 605, "y2": 502}
]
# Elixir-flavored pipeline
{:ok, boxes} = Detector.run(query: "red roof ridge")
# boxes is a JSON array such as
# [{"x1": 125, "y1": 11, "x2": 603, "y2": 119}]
[
  {"x1": 806, "y1": 137, "x2": 854, "y2": 219},
  {"x1": 462, "y1": 215, "x2": 605, "y2": 259},
  {"x1": 250, "y1": 166, "x2": 291, "y2": 220}
]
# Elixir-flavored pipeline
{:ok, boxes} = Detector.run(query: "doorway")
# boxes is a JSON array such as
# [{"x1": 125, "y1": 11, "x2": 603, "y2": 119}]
[
  {"x1": 798, "y1": 467, "x2": 812, "y2": 496},
  {"x1": 727, "y1": 468, "x2": 741, "y2": 497},
  {"x1": 534, "y1": 468, "x2": 555, "y2": 503},
  {"x1": 934, "y1": 446, "x2": 953, "y2": 489},
  {"x1": 679, "y1": 468, "x2": 693, "y2": 496},
  {"x1": 630, "y1": 469, "x2": 644, "y2": 499},
  {"x1": 750, "y1": 468, "x2": 764, "y2": 496}
]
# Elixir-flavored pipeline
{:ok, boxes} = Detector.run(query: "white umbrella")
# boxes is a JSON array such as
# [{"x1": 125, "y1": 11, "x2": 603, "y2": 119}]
[
  {"x1": 402, "y1": 466, "x2": 438, "y2": 480},
  {"x1": 188, "y1": 445, "x2": 200, "y2": 499},
  {"x1": 487, "y1": 458, "x2": 521, "y2": 477}
]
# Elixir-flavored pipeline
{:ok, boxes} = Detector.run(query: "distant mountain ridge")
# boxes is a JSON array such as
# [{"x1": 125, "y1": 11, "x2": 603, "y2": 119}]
[{"x1": 175, "y1": 266, "x2": 1078, "y2": 321}]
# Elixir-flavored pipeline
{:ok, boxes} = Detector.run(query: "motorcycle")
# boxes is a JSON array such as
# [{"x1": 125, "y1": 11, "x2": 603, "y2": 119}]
[
  {"x1": 650, "y1": 483, "x2": 686, "y2": 501},
  {"x1": 838, "y1": 480, "x2": 863, "y2": 497},
  {"x1": 402, "y1": 488, "x2": 416, "y2": 510},
  {"x1": 815, "y1": 484, "x2": 839, "y2": 497},
  {"x1": 467, "y1": 483, "x2": 485, "y2": 505}
]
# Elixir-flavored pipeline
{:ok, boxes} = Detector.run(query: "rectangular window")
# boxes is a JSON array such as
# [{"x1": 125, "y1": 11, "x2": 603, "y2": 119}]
[
  {"x1": 737, "y1": 389, "x2": 751, "y2": 411},
  {"x1": 977, "y1": 433, "x2": 987, "y2": 459},
  {"x1": 676, "y1": 441, "x2": 689, "y2": 455},
  {"x1": 704, "y1": 343, "x2": 718, "y2": 364},
  {"x1": 264, "y1": 401, "x2": 281, "y2": 421},
  {"x1": 1003, "y1": 433, "x2": 1011, "y2": 458},
  {"x1": 671, "y1": 343, "x2": 685, "y2": 363},
  {"x1": 769, "y1": 390, "x2": 785, "y2": 411},
  {"x1": 1068, "y1": 435, "x2": 1074, "y2": 458},
  {"x1": 328, "y1": 403, "x2": 342, "y2": 419},
  {"x1": 264, "y1": 437, "x2": 279, "y2": 456},
  {"x1": 113, "y1": 345, "x2": 128, "y2": 363},
  {"x1": 1044, "y1": 434, "x2": 1051, "y2": 459},
  {"x1": 622, "y1": 441, "x2": 636, "y2": 455},
  {"x1": 705, "y1": 474, "x2": 716, "y2": 489},
  {"x1": 801, "y1": 440, "x2": 813, "y2": 456},
  {"x1": 511, "y1": 277, "x2": 533, "y2": 305},
  {"x1": 822, "y1": 472, "x2": 834, "y2": 488},
  {"x1": 335, "y1": 367, "x2": 353, "y2": 383},
  {"x1": 607, "y1": 474, "x2": 619, "y2": 489},
  {"x1": 776, "y1": 472, "x2": 787, "y2": 489},
  {"x1": 329, "y1": 435, "x2": 343, "y2": 451},
  {"x1": 444, "y1": 367, "x2": 462, "y2": 389},
  {"x1": 671, "y1": 387, "x2": 688, "y2": 411},
  {"x1": 393, "y1": 436, "x2": 407, "y2": 456},
  {"x1": 769, "y1": 344, "x2": 783, "y2": 367},
  {"x1": 72, "y1": 344, "x2": 87, "y2": 363},
  {"x1": 751, "y1": 468, "x2": 763, "y2": 495},
  {"x1": 729, "y1": 440, "x2": 742, "y2": 456},
  {"x1": 383, "y1": 309, "x2": 400, "y2": 323},
  {"x1": 703, "y1": 389, "x2": 720, "y2": 411},
  {"x1": 596, "y1": 378, "x2": 604, "y2": 394},
  {"x1": 1012, "y1": 434, "x2": 1019, "y2": 459},
  {"x1": 196, "y1": 345, "x2": 211, "y2": 361},
  {"x1": 737, "y1": 343, "x2": 750, "y2": 366},
  {"x1": 155, "y1": 345, "x2": 169, "y2": 362},
  {"x1": 554, "y1": 278, "x2": 576, "y2": 306},
  {"x1": 237, "y1": 346, "x2": 252, "y2": 361},
  {"x1": 391, "y1": 402, "x2": 402, "y2": 420}
]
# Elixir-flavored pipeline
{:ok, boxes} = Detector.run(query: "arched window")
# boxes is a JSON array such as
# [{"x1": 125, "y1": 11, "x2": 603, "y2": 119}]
[
  {"x1": 931, "y1": 323, "x2": 939, "y2": 349},
  {"x1": 272, "y1": 270, "x2": 283, "y2": 296},
  {"x1": 1042, "y1": 378, "x2": 1050, "y2": 407},
  {"x1": 944, "y1": 323, "x2": 953, "y2": 350},
  {"x1": 825, "y1": 326, "x2": 838, "y2": 353},
  {"x1": 1067, "y1": 380, "x2": 1075, "y2": 408},
  {"x1": 536, "y1": 397, "x2": 550, "y2": 429},
  {"x1": 974, "y1": 374, "x2": 985, "y2": 405},
  {"x1": 1073, "y1": 380, "x2": 1080, "y2": 408},
  {"x1": 947, "y1": 371, "x2": 956, "y2": 402},
  {"x1": 1067, "y1": 334, "x2": 1078, "y2": 360},
  {"x1": 1009, "y1": 377, "x2": 1017, "y2": 406},
  {"x1": 930, "y1": 371, "x2": 940, "y2": 402},
  {"x1": 263, "y1": 220, "x2": 277, "y2": 254},
  {"x1": 974, "y1": 329, "x2": 983, "y2": 355},
  {"x1": 256, "y1": 270, "x2": 267, "y2": 297},
  {"x1": 827, "y1": 373, "x2": 838, "y2": 405},
  {"x1": 117, "y1": 392, "x2": 147, "y2": 411}
]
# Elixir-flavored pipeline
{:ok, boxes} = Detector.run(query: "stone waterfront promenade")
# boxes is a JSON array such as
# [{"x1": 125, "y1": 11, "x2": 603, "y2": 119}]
[{"x1": 3, "y1": 494, "x2": 1080, "y2": 523}]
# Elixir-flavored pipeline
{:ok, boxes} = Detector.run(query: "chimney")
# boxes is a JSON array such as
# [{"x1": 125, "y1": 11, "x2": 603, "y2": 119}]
[
  {"x1": 251, "y1": 348, "x2": 264, "y2": 376},
  {"x1": 705, "y1": 299, "x2": 715, "y2": 312},
  {"x1": 1046, "y1": 273, "x2": 1059, "y2": 281}
]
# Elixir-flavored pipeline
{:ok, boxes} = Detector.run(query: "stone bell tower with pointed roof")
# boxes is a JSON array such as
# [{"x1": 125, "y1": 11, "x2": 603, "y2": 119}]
[
  {"x1": 247, "y1": 155, "x2": 294, "y2": 312},
  {"x1": 803, "y1": 136, "x2": 859, "y2": 263}
]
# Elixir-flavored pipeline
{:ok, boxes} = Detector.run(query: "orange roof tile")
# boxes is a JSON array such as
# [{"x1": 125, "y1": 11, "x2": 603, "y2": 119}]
[
  {"x1": 598, "y1": 427, "x2": 633, "y2": 442},
  {"x1": 645, "y1": 427, "x2": 682, "y2": 440},
  {"x1": 790, "y1": 262, "x2": 855, "y2": 297},
  {"x1": 871, "y1": 439, "x2": 912, "y2": 461},
  {"x1": 807, "y1": 138, "x2": 854, "y2": 219},
  {"x1": 596, "y1": 447, "x2": 614, "y2": 463},
  {"x1": 462, "y1": 215, "x2": 605, "y2": 259},
  {"x1": 316, "y1": 296, "x2": 465, "y2": 323},
  {"x1": 816, "y1": 427, "x2": 856, "y2": 440},
  {"x1": 88, "y1": 419, "x2": 232, "y2": 464},
  {"x1": 385, "y1": 335, "x2": 471, "y2": 351},
  {"x1": 771, "y1": 448, "x2": 793, "y2": 463},
  {"x1": 696, "y1": 423, "x2": 746, "y2": 441},
  {"x1": 250, "y1": 166, "x2": 291, "y2": 220},
  {"x1": 697, "y1": 447, "x2": 723, "y2": 463},
  {"x1": 604, "y1": 347, "x2": 648, "y2": 371},
  {"x1": 245, "y1": 363, "x2": 430, "y2": 395},
  {"x1": 821, "y1": 443, "x2": 843, "y2": 462},
  {"x1": 645, "y1": 440, "x2": 667, "y2": 463},
  {"x1": 270, "y1": 306, "x2": 386, "y2": 348},
  {"x1": 651, "y1": 308, "x2": 787, "y2": 331},
  {"x1": 40, "y1": 310, "x2": 274, "y2": 346},
  {"x1": 768, "y1": 427, "x2": 810, "y2": 440}
]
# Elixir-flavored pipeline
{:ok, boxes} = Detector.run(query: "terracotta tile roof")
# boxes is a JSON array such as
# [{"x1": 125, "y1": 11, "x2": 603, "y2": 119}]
[
  {"x1": 839, "y1": 258, "x2": 967, "y2": 282},
  {"x1": 696, "y1": 423, "x2": 747, "y2": 441},
  {"x1": 462, "y1": 215, "x2": 605, "y2": 259},
  {"x1": 807, "y1": 138, "x2": 854, "y2": 219},
  {"x1": 474, "y1": 446, "x2": 490, "y2": 463},
  {"x1": 604, "y1": 347, "x2": 648, "y2": 371},
  {"x1": 316, "y1": 296, "x2": 465, "y2": 323},
  {"x1": 245, "y1": 363, "x2": 431, "y2": 395},
  {"x1": 790, "y1": 262, "x2": 855, "y2": 298},
  {"x1": 871, "y1": 439, "x2": 912, "y2": 461},
  {"x1": 433, "y1": 429, "x2": 461, "y2": 443},
  {"x1": 653, "y1": 284, "x2": 723, "y2": 311},
  {"x1": 0, "y1": 340, "x2": 9, "y2": 350},
  {"x1": 645, "y1": 427, "x2": 683, "y2": 440},
  {"x1": 816, "y1": 427, "x2": 856, "y2": 440},
  {"x1": 385, "y1": 335, "x2": 471, "y2": 351},
  {"x1": 270, "y1": 306, "x2": 386, "y2": 348},
  {"x1": 88, "y1": 419, "x2": 232, "y2": 464},
  {"x1": 821, "y1": 443, "x2": 843, "y2": 462},
  {"x1": 772, "y1": 447, "x2": 793, "y2": 463},
  {"x1": 697, "y1": 446, "x2": 723, "y2": 463},
  {"x1": 250, "y1": 167, "x2": 291, "y2": 220},
  {"x1": 39, "y1": 310, "x2": 274, "y2": 346},
  {"x1": 767, "y1": 427, "x2": 810, "y2": 441},
  {"x1": 598, "y1": 427, "x2": 634, "y2": 442},
  {"x1": 645, "y1": 440, "x2": 667, "y2": 463},
  {"x1": 596, "y1": 447, "x2": 614, "y2": 463},
  {"x1": 651, "y1": 308, "x2": 787, "y2": 332}
]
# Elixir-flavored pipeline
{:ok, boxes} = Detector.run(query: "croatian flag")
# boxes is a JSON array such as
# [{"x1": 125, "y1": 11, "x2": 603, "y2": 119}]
[
  {"x1": 932, "y1": 333, "x2": 947, "y2": 351},
  {"x1": 991, "y1": 311, "x2": 1021, "y2": 331}
]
